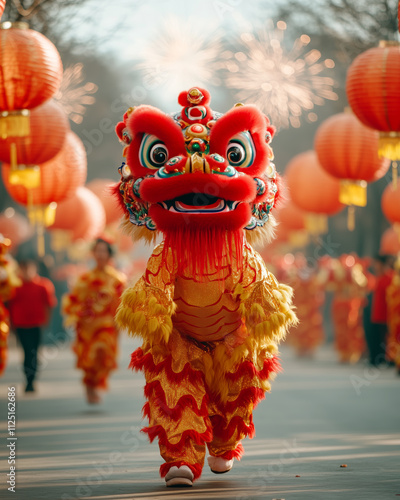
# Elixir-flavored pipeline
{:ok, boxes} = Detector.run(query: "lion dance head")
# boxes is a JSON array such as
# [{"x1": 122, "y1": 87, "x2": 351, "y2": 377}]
[{"x1": 115, "y1": 87, "x2": 282, "y2": 275}]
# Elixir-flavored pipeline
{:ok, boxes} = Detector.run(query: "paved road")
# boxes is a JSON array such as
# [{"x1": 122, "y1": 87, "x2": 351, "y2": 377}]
[{"x1": 1, "y1": 333, "x2": 399, "y2": 500}]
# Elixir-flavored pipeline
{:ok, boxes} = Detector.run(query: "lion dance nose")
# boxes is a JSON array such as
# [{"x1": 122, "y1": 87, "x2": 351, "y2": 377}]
[{"x1": 185, "y1": 152, "x2": 211, "y2": 174}]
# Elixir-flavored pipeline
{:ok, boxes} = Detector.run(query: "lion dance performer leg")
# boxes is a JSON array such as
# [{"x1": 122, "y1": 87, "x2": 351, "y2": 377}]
[
  {"x1": 0, "y1": 235, "x2": 21, "y2": 376},
  {"x1": 114, "y1": 88, "x2": 298, "y2": 486},
  {"x1": 62, "y1": 238, "x2": 126, "y2": 403}
]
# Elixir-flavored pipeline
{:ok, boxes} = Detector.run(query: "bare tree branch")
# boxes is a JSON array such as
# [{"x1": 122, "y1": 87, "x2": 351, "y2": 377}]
[{"x1": 275, "y1": 0, "x2": 399, "y2": 59}]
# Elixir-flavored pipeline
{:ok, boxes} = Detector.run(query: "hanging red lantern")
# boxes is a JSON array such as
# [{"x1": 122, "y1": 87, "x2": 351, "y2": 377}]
[
  {"x1": 2, "y1": 131, "x2": 87, "y2": 206},
  {"x1": 0, "y1": 22, "x2": 63, "y2": 139},
  {"x1": 49, "y1": 187, "x2": 106, "y2": 241},
  {"x1": 0, "y1": 100, "x2": 69, "y2": 166},
  {"x1": 315, "y1": 112, "x2": 390, "y2": 207},
  {"x1": 382, "y1": 183, "x2": 400, "y2": 225},
  {"x1": 285, "y1": 150, "x2": 343, "y2": 234},
  {"x1": 87, "y1": 178, "x2": 122, "y2": 225},
  {"x1": 380, "y1": 227, "x2": 400, "y2": 255},
  {"x1": 346, "y1": 41, "x2": 400, "y2": 185},
  {"x1": 2, "y1": 132, "x2": 87, "y2": 256}
]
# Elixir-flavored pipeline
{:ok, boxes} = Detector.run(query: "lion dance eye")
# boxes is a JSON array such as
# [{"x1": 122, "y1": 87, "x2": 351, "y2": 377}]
[
  {"x1": 150, "y1": 145, "x2": 168, "y2": 165},
  {"x1": 139, "y1": 134, "x2": 169, "y2": 169},
  {"x1": 226, "y1": 132, "x2": 255, "y2": 168},
  {"x1": 227, "y1": 143, "x2": 245, "y2": 165}
]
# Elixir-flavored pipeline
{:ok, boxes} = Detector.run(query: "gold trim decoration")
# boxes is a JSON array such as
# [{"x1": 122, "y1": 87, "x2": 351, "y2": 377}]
[
  {"x1": 379, "y1": 132, "x2": 400, "y2": 162},
  {"x1": 339, "y1": 180, "x2": 367, "y2": 207},
  {"x1": 0, "y1": 110, "x2": 30, "y2": 139},
  {"x1": 8, "y1": 165, "x2": 40, "y2": 189},
  {"x1": 0, "y1": 22, "x2": 29, "y2": 30},
  {"x1": 379, "y1": 40, "x2": 400, "y2": 48}
]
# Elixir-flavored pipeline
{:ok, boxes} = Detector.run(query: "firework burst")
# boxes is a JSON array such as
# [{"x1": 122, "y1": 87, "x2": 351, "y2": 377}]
[
  {"x1": 135, "y1": 16, "x2": 222, "y2": 100},
  {"x1": 224, "y1": 23, "x2": 338, "y2": 129},
  {"x1": 55, "y1": 64, "x2": 98, "y2": 124}
]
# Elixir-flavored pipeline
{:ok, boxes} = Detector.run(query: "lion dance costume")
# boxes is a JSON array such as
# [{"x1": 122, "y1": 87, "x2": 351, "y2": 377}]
[
  {"x1": 0, "y1": 235, "x2": 20, "y2": 375},
  {"x1": 387, "y1": 263, "x2": 400, "y2": 372},
  {"x1": 322, "y1": 255, "x2": 372, "y2": 364},
  {"x1": 62, "y1": 265, "x2": 126, "y2": 393},
  {"x1": 114, "y1": 88, "x2": 298, "y2": 486},
  {"x1": 274, "y1": 254, "x2": 325, "y2": 357}
]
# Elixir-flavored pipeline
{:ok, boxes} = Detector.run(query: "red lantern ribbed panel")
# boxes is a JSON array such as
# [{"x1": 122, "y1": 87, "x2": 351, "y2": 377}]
[
  {"x1": 285, "y1": 150, "x2": 343, "y2": 215},
  {"x1": 315, "y1": 112, "x2": 390, "y2": 182},
  {"x1": 0, "y1": 24, "x2": 63, "y2": 111},
  {"x1": 1, "y1": 132, "x2": 87, "y2": 205},
  {"x1": 50, "y1": 187, "x2": 106, "y2": 241},
  {"x1": 0, "y1": 2, "x2": 5, "y2": 18},
  {"x1": 0, "y1": 100, "x2": 69, "y2": 165},
  {"x1": 380, "y1": 227, "x2": 400, "y2": 255},
  {"x1": 382, "y1": 183, "x2": 400, "y2": 224},
  {"x1": 87, "y1": 178, "x2": 123, "y2": 225},
  {"x1": 346, "y1": 44, "x2": 400, "y2": 132}
]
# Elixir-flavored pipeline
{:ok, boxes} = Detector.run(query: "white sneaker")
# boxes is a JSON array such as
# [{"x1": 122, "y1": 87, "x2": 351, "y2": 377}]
[
  {"x1": 165, "y1": 465, "x2": 194, "y2": 487},
  {"x1": 208, "y1": 456, "x2": 234, "y2": 474}
]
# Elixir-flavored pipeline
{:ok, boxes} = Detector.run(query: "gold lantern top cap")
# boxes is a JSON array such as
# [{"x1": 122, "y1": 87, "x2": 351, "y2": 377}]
[
  {"x1": 378, "y1": 40, "x2": 400, "y2": 48},
  {"x1": 0, "y1": 22, "x2": 29, "y2": 30}
]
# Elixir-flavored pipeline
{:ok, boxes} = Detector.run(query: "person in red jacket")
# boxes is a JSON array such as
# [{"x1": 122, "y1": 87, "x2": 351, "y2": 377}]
[
  {"x1": 9, "y1": 260, "x2": 57, "y2": 392},
  {"x1": 370, "y1": 255, "x2": 395, "y2": 366}
]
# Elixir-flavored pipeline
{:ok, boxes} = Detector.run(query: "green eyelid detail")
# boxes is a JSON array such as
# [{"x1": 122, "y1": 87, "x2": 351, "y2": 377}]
[
  {"x1": 227, "y1": 131, "x2": 255, "y2": 168},
  {"x1": 139, "y1": 134, "x2": 169, "y2": 169}
]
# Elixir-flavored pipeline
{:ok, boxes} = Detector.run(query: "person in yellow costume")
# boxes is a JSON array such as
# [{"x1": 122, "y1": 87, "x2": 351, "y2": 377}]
[
  {"x1": 0, "y1": 235, "x2": 21, "y2": 376},
  {"x1": 62, "y1": 238, "x2": 126, "y2": 404},
  {"x1": 114, "y1": 88, "x2": 298, "y2": 486}
]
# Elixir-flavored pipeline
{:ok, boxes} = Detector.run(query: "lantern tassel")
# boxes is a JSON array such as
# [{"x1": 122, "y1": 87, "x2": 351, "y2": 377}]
[
  {"x1": 348, "y1": 206, "x2": 355, "y2": 231},
  {"x1": 37, "y1": 223, "x2": 45, "y2": 258},
  {"x1": 393, "y1": 162, "x2": 398, "y2": 189},
  {"x1": 305, "y1": 214, "x2": 328, "y2": 235},
  {"x1": 26, "y1": 193, "x2": 46, "y2": 257},
  {"x1": 10, "y1": 143, "x2": 17, "y2": 170}
]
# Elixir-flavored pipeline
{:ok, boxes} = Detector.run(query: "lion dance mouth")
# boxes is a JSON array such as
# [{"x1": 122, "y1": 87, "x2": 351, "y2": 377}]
[{"x1": 114, "y1": 87, "x2": 281, "y2": 275}]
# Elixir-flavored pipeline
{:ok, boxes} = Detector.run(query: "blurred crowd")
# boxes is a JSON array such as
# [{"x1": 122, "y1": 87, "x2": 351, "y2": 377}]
[{"x1": 261, "y1": 249, "x2": 400, "y2": 372}]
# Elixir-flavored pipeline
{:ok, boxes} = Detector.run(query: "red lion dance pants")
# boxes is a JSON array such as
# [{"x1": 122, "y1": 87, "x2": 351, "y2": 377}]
[{"x1": 130, "y1": 328, "x2": 280, "y2": 481}]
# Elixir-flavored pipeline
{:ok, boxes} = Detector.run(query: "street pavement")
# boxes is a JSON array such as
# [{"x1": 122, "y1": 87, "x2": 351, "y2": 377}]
[{"x1": 1, "y1": 332, "x2": 399, "y2": 500}]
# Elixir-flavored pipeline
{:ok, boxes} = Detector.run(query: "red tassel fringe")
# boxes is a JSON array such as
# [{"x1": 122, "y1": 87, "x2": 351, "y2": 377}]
[
  {"x1": 225, "y1": 356, "x2": 281, "y2": 382},
  {"x1": 210, "y1": 414, "x2": 255, "y2": 440},
  {"x1": 160, "y1": 461, "x2": 203, "y2": 481},
  {"x1": 215, "y1": 386, "x2": 266, "y2": 413},
  {"x1": 143, "y1": 425, "x2": 213, "y2": 451},
  {"x1": 129, "y1": 348, "x2": 205, "y2": 386},
  {"x1": 217, "y1": 442, "x2": 245, "y2": 461},
  {"x1": 163, "y1": 226, "x2": 244, "y2": 281},
  {"x1": 144, "y1": 380, "x2": 209, "y2": 420},
  {"x1": 142, "y1": 402, "x2": 150, "y2": 419}
]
